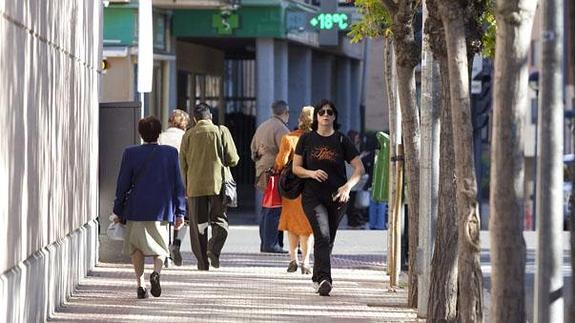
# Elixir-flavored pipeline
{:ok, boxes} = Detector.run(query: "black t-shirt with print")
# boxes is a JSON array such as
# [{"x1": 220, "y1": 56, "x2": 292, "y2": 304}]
[{"x1": 295, "y1": 131, "x2": 360, "y2": 201}]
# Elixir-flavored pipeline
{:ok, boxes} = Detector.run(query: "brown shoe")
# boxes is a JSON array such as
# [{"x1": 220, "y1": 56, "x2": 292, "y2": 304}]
[{"x1": 287, "y1": 260, "x2": 298, "y2": 273}]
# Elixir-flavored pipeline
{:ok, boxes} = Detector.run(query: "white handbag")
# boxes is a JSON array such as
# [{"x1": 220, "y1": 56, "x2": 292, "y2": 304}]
[
  {"x1": 107, "y1": 214, "x2": 127, "y2": 241},
  {"x1": 354, "y1": 190, "x2": 371, "y2": 209}
]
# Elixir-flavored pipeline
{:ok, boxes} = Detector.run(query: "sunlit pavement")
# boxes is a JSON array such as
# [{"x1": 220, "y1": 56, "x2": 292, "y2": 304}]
[{"x1": 51, "y1": 226, "x2": 418, "y2": 322}]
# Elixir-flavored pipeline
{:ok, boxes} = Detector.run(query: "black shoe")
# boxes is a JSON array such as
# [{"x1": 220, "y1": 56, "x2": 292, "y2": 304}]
[
  {"x1": 170, "y1": 240, "x2": 183, "y2": 266},
  {"x1": 287, "y1": 260, "x2": 298, "y2": 273},
  {"x1": 207, "y1": 250, "x2": 220, "y2": 268},
  {"x1": 318, "y1": 280, "x2": 332, "y2": 296},
  {"x1": 137, "y1": 287, "x2": 149, "y2": 299},
  {"x1": 198, "y1": 260, "x2": 210, "y2": 271},
  {"x1": 301, "y1": 264, "x2": 311, "y2": 275},
  {"x1": 150, "y1": 272, "x2": 161, "y2": 297}
]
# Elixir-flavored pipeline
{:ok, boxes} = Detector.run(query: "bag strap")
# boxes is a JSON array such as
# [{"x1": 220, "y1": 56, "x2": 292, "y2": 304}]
[
  {"x1": 216, "y1": 126, "x2": 225, "y2": 164},
  {"x1": 217, "y1": 125, "x2": 226, "y2": 181}
]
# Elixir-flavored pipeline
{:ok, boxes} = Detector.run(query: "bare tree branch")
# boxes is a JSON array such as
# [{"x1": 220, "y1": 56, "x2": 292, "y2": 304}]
[{"x1": 380, "y1": 0, "x2": 398, "y2": 15}]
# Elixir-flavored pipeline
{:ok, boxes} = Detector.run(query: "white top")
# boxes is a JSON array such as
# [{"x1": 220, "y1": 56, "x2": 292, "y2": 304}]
[{"x1": 158, "y1": 127, "x2": 185, "y2": 153}]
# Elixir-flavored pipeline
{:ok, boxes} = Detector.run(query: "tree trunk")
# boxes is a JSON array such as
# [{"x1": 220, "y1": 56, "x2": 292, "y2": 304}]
[
  {"x1": 427, "y1": 58, "x2": 459, "y2": 322},
  {"x1": 570, "y1": 136, "x2": 575, "y2": 322},
  {"x1": 568, "y1": 1, "x2": 575, "y2": 321},
  {"x1": 383, "y1": 0, "x2": 421, "y2": 308},
  {"x1": 489, "y1": 1, "x2": 537, "y2": 322},
  {"x1": 424, "y1": 1, "x2": 459, "y2": 320},
  {"x1": 417, "y1": 2, "x2": 440, "y2": 317},
  {"x1": 439, "y1": 2, "x2": 483, "y2": 322},
  {"x1": 385, "y1": 38, "x2": 403, "y2": 286},
  {"x1": 535, "y1": 0, "x2": 565, "y2": 320},
  {"x1": 396, "y1": 64, "x2": 420, "y2": 308}
]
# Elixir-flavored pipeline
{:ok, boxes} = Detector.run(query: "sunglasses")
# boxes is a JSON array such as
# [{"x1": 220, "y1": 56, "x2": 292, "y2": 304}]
[{"x1": 318, "y1": 109, "x2": 334, "y2": 117}]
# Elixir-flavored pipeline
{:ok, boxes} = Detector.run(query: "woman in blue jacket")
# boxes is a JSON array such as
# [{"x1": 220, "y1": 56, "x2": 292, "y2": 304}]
[{"x1": 113, "y1": 116, "x2": 186, "y2": 299}]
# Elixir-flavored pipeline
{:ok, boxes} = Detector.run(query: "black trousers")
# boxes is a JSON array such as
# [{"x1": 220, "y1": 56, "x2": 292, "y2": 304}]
[
  {"x1": 302, "y1": 197, "x2": 346, "y2": 284},
  {"x1": 346, "y1": 192, "x2": 364, "y2": 226},
  {"x1": 188, "y1": 195, "x2": 228, "y2": 270}
]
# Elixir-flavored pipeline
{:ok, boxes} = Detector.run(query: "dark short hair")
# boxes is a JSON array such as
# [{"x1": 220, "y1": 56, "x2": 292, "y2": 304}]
[
  {"x1": 271, "y1": 100, "x2": 289, "y2": 116},
  {"x1": 193, "y1": 103, "x2": 212, "y2": 121},
  {"x1": 312, "y1": 99, "x2": 340, "y2": 131},
  {"x1": 138, "y1": 116, "x2": 162, "y2": 142}
]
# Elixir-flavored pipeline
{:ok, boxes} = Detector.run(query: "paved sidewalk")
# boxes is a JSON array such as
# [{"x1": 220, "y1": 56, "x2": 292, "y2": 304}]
[{"x1": 51, "y1": 226, "x2": 417, "y2": 322}]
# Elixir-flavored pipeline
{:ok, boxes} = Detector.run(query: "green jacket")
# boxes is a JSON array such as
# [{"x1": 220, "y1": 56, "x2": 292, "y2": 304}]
[{"x1": 180, "y1": 120, "x2": 239, "y2": 197}]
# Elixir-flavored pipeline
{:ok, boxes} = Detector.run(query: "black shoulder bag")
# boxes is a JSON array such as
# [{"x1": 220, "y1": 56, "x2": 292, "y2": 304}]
[
  {"x1": 278, "y1": 136, "x2": 306, "y2": 200},
  {"x1": 217, "y1": 126, "x2": 238, "y2": 208}
]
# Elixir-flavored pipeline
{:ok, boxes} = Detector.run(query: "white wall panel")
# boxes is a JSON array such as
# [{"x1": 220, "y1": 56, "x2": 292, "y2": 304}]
[{"x1": 0, "y1": 1, "x2": 101, "y2": 320}]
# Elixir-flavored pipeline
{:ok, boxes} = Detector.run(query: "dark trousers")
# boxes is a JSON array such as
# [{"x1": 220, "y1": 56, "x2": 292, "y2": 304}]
[
  {"x1": 302, "y1": 200, "x2": 346, "y2": 284},
  {"x1": 259, "y1": 207, "x2": 282, "y2": 251},
  {"x1": 347, "y1": 192, "x2": 369, "y2": 227},
  {"x1": 346, "y1": 192, "x2": 362, "y2": 226},
  {"x1": 188, "y1": 195, "x2": 228, "y2": 270}
]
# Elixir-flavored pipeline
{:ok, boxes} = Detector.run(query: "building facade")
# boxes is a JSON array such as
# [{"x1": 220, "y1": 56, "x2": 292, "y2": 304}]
[{"x1": 101, "y1": 0, "x2": 367, "y2": 213}]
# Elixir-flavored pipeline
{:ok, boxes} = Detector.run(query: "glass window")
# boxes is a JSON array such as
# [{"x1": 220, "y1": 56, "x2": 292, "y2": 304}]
[
  {"x1": 149, "y1": 63, "x2": 163, "y2": 118},
  {"x1": 153, "y1": 12, "x2": 166, "y2": 51},
  {"x1": 206, "y1": 75, "x2": 221, "y2": 110},
  {"x1": 195, "y1": 74, "x2": 205, "y2": 106}
]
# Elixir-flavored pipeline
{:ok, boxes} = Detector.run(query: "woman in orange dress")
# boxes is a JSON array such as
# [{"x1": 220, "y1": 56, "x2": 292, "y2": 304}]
[{"x1": 275, "y1": 106, "x2": 314, "y2": 274}]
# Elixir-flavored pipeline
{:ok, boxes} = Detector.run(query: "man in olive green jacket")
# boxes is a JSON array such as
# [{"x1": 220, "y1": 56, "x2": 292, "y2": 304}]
[{"x1": 180, "y1": 103, "x2": 239, "y2": 270}]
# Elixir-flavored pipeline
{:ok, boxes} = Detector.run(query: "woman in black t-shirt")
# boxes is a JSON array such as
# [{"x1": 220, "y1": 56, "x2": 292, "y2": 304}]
[{"x1": 293, "y1": 99, "x2": 365, "y2": 296}]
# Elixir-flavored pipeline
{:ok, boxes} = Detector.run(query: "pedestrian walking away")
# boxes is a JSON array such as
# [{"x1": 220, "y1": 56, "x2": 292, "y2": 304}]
[
  {"x1": 292, "y1": 100, "x2": 365, "y2": 296},
  {"x1": 345, "y1": 130, "x2": 370, "y2": 229},
  {"x1": 180, "y1": 103, "x2": 239, "y2": 270},
  {"x1": 113, "y1": 116, "x2": 186, "y2": 299},
  {"x1": 275, "y1": 106, "x2": 315, "y2": 274},
  {"x1": 251, "y1": 100, "x2": 290, "y2": 253},
  {"x1": 158, "y1": 109, "x2": 191, "y2": 266}
]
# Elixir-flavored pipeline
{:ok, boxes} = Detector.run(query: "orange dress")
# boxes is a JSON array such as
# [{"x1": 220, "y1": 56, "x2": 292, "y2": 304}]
[{"x1": 275, "y1": 130, "x2": 313, "y2": 235}]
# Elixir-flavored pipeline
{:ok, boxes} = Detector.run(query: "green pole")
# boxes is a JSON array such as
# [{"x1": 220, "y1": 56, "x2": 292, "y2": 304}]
[{"x1": 371, "y1": 132, "x2": 390, "y2": 202}]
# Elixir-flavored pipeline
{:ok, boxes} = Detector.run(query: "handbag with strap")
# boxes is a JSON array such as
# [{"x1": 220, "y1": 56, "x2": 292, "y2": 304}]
[
  {"x1": 354, "y1": 190, "x2": 371, "y2": 209},
  {"x1": 217, "y1": 126, "x2": 238, "y2": 208},
  {"x1": 262, "y1": 170, "x2": 282, "y2": 208}
]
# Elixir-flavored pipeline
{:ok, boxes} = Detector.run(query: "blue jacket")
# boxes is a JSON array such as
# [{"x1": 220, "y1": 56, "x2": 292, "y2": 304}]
[{"x1": 113, "y1": 143, "x2": 186, "y2": 222}]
